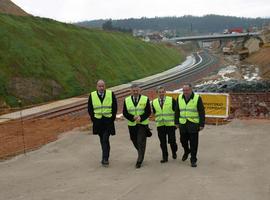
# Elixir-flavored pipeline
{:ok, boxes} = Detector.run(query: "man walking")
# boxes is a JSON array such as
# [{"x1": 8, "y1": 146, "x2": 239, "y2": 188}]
[
  {"x1": 88, "y1": 80, "x2": 117, "y2": 166},
  {"x1": 152, "y1": 86, "x2": 178, "y2": 163},
  {"x1": 123, "y1": 84, "x2": 151, "y2": 168},
  {"x1": 175, "y1": 83, "x2": 205, "y2": 167}
]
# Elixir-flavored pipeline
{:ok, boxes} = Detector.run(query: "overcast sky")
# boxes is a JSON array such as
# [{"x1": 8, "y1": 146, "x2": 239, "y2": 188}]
[{"x1": 12, "y1": 0, "x2": 270, "y2": 23}]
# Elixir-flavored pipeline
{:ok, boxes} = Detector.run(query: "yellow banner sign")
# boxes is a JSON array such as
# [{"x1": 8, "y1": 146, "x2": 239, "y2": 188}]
[{"x1": 167, "y1": 93, "x2": 230, "y2": 118}]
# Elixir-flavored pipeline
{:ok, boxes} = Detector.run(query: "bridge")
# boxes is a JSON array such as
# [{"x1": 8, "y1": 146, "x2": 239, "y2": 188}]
[{"x1": 170, "y1": 32, "x2": 261, "y2": 42}]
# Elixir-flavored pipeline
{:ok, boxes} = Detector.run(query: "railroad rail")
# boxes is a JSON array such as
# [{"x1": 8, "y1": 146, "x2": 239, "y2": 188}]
[{"x1": 1, "y1": 50, "x2": 219, "y2": 122}]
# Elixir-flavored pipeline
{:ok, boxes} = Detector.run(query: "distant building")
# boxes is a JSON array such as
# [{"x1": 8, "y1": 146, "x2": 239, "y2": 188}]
[
  {"x1": 147, "y1": 33, "x2": 163, "y2": 42},
  {"x1": 133, "y1": 29, "x2": 146, "y2": 37},
  {"x1": 202, "y1": 41, "x2": 212, "y2": 48},
  {"x1": 143, "y1": 36, "x2": 150, "y2": 42},
  {"x1": 162, "y1": 29, "x2": 177, "y2": 38}
]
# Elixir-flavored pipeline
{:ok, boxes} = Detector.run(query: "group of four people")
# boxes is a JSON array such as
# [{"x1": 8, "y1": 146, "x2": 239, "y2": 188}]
[{"x1": 88, "y1": 80, "x2": 205, "y2": 169}]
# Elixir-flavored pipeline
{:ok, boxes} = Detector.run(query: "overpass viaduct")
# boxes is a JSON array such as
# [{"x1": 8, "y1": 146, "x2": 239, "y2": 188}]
[{"x1": 170, "y1": 32, "x2": 261, "y2": 42}]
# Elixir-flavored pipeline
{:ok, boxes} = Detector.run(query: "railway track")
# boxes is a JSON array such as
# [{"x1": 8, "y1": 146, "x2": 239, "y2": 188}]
[{"x1": 9, "y1": 50, "x2": 219, "y2": 121}]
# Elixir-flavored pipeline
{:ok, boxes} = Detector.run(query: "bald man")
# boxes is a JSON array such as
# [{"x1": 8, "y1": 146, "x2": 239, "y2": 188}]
[
  {"x1": 175, "y1": 83, "x2": 205, "y2": 167},
  {"x1": 88, "y1": 80, "x2": 117, "y2": 166}
]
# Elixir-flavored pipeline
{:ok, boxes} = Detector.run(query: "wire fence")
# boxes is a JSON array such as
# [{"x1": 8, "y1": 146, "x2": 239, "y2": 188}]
[{"x1": 0, "y1": 115, "x2": 90, "y2": 159}]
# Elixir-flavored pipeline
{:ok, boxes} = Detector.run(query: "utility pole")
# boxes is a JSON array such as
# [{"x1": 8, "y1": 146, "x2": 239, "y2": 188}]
[{"x1": 18, "y1": 99, "x2": 26, "y2": 155}]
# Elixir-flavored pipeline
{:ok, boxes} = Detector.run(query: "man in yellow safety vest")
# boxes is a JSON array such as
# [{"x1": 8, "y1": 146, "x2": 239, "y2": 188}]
[
  {"x1": 123, "y1": 84, "x2": 151, "y2": 168},
  {"x1": 88, "y1": 80, "x2": 117, "y2": 167},
  {"x1": 175, "y1": 83, "x2": 205, "y2": 167},
  {"x1": 152, "y1": 86, "x2": 178, "y2": 163}
]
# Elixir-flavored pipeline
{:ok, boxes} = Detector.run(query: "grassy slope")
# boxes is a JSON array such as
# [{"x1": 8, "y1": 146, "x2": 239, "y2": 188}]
[{"x1": 0, "y1": 14, "x2": 182, "y2": 107}]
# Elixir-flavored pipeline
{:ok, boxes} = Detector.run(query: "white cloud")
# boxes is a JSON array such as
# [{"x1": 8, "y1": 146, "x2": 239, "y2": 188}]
[{"x1": 12, "y1": 0, "x2": 270, "y2": 22}]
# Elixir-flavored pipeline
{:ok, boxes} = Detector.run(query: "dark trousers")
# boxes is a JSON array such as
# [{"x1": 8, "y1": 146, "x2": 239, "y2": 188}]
[
  {"x1": 157, "y1": 126, "x2": 178, "y2": 159},
  {"x1": 128, "y1": 125, "x2": 147, "y2": 163},
  {"x1": 98, "y1": 130, "x2": 110, "y2": 161},
  {"x1": 179, "y1": 121, "x2": 199, "y2": 163}
]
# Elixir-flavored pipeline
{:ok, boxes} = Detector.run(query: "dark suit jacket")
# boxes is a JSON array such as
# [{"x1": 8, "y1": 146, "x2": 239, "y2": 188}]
[{"x1": 88, "y1": 90, "x2": 117, "y2": 135}]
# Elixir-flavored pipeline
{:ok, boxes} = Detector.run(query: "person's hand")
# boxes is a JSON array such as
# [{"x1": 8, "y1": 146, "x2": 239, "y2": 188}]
[
  {"x1": 199, "y1": 126, "x2": 204, "y2": 131},
  {"x1": 136, "y1": 116, "x2": 141, "y2": 122},
  {"x1": 133, "y1": 115, "x2": 140, "y2": 122}
]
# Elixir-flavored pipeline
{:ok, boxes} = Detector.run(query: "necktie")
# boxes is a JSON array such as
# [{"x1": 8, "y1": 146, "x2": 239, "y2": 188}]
[
  {"x1": 160, "y1": 98, "x2": 164, "y2": 108},
  {"x1": 100, "y1": 92, "x2": 104, "y2": 98}
]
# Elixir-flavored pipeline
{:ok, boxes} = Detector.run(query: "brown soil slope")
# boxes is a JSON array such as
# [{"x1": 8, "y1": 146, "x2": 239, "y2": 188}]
[
  {"x1": 245, "y1": 47, "x2": 270, "y2": 79},
  {"x1": 0, "y1": 0, "x2": 29, "y2": 16}
]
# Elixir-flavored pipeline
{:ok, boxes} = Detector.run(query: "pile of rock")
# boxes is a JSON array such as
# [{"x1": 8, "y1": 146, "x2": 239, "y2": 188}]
[{"x1": 194, "y1": 80, "x2": 270, "y2": 93}]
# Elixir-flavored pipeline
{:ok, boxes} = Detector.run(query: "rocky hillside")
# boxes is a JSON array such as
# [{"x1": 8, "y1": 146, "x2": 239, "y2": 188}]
[
  {"x1": 0, "y1": 0, "x2": 29, "y2": 16},
  {"x1": 245, "y1": 47, "x2": 270, "y2": 79}
]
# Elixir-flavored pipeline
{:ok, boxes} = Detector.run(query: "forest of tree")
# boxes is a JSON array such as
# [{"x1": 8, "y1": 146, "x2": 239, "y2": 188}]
[
  {"x1": 102, "y1": 19, "x2": 132, "y2": 33},
  {"x1": 77, "y1": 15, "x2": 270, "y2": 36}
]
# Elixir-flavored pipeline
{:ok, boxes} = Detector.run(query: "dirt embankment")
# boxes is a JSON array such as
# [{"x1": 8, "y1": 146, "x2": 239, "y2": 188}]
[
  {"x1": 245, "y1": 47, "x2": 270, "y2": 79},
  {"x1": 0, "y1": 0, "x2": 29, "y2": 16}
]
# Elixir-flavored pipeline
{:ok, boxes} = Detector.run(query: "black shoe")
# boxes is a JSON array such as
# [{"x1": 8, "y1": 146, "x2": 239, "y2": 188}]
[
  {"x1": 160, "y1": 158, "x2": 168, "y2": 163},
  {"x1": 182, "y1": 151, "x2": 190, "y2": 161},
  {"x1": 172, "y1": 152, "x2": 177, "y2": 159},
  {"x1": 191, "y1": 162, "x2": 197, "y2": 167},
  {"x1": 101, "y1": 160, "x2": 109, "y2": 166},
  {"x1": 135, "y1": 162, "x2": 142, "y2": 168}
]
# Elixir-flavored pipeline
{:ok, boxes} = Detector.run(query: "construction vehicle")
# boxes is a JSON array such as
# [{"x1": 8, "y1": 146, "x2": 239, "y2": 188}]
[
  {"x1": 237, "y1": 48, "x2": 249, "y2": 60},
  {"x1": 222, "y1": 47, "x2": 233, "y2": 55}
]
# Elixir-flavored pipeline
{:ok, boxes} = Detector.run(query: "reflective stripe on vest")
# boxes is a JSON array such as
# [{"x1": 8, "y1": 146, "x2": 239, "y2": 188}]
[
  {"x1": 125, "y1": 95, "x2": 149, "y2": 126},
  {"x1": 178, "y1": 94, "x2": 199, "y2": 124},
  {"x1": 153, "y1": 96, "x2": 175, "y2": 127},
  {"x1": 91, "y1": 90, "x2": 112, "y2": 119}
]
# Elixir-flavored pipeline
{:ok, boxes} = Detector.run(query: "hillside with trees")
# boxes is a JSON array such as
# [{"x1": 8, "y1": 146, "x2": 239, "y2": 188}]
[{"x1": 78, "y1": 15, "x2": 270, "y2": 36}]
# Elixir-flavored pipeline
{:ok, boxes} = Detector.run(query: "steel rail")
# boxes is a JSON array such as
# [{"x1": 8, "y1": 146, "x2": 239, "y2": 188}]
[{"x1": 6, "y1": 50, "x2": 219, "y2": 121}]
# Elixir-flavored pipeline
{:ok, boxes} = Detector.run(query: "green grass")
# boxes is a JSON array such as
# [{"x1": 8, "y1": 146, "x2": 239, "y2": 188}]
[{"x1": 0, "y1": 14, "x2": 183, "y2": 107}]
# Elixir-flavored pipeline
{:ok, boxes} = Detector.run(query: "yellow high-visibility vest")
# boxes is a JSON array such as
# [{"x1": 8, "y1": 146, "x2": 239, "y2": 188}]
[
  {"x1": 125, "y1": 95, "x2": 149, "y2": 126},
  {"x1": 178, "y1": 94, "x2": 199, "y2": 124},
  {"x1": 153, "y1": 96, "x2": 175, "y2": 127},
  {"x1": 91, "y1": 90, "x2": 112, "y2": 119}
]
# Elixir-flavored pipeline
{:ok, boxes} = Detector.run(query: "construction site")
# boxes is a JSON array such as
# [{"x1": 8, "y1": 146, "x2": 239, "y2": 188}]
[
  {"x1": 0, "y1": 45, "x2": 270, "y2": 199},
  {"x1": 1, "y1": 1, "x2": 270, "y2": 199}
]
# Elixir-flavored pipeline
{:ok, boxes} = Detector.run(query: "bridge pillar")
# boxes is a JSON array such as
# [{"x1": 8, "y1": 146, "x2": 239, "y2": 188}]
[{"x1": 198, "y1": 41, "x2": 203, "y2": 48}]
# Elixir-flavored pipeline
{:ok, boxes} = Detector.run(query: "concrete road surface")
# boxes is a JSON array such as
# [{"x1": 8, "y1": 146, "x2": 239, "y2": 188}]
[{"x1": 0, "y1": 119, "x2": 270, "y2": 200}]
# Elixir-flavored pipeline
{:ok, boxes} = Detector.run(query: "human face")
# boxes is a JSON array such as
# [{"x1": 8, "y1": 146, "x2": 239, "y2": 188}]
[
  {"x1": 157, "y1": 88, "x2": 165, "y2": 99},
  {"x1": 131, "y1": 86, "x2": 140, "y2": 97},
  {"x1": 183, "y1": 85, "x2": 192, "y2": 96},
  {"x1": 96, "y1": 80, "x2": 105, "y2": 93}
]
